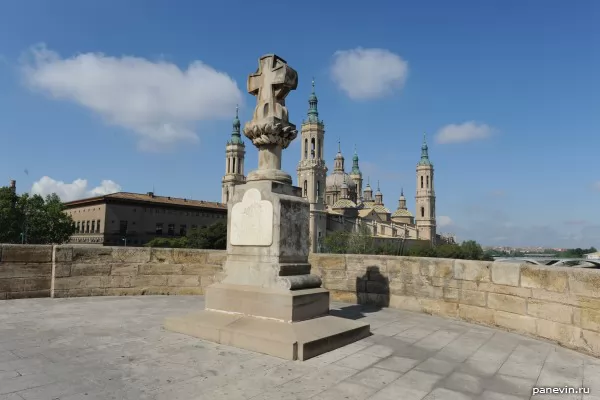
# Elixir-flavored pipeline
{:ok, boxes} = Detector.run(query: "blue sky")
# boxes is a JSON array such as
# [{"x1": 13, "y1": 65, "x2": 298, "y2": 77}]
[{"x1": 0, "y1": 0, "x2": 598, "y2": 248}]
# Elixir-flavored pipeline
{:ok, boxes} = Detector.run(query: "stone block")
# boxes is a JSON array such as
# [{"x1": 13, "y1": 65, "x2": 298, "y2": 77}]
[
  {"x1": 65, "y1": 288, "x2": 106, "y2": 297},
  {"x1": 536, "y1": 319, "x2": 582, "y2": 348},
  {"x1": 579, "y1": 308, "x2": 600, "y2": 332},
  {"x1": 459, "y1": 289, "x2": 487, "y2": 307},
  {"x1": 453, "y1": 260, "x2": 491, "y2": 282},
  {"x1": 329, "y1": 290, "x2": 357, "y2": 303},
  {"x1": 54, "y1": 276, "x2": 106, "y2": 290},
  {"x1": 347, "y1": 255, "x2": 386, "y2": 273},
  {"x1": 1, "y1": 245, "x2": 52, "y2": 262},
  {"x1": 54, "y1": 263, "x2": 71, "y2": 278},
  {"x1": 181, "y1": 264, "x2": 221, "y2": 276},
  {"x1": 174, "y1": 287, "x2": 205, "y2": 295},
  {"x1": 478, "y1": 282, "x2": 531, "y2": 298},
  {"x1": 527, "y1": 299, "x2": 572, "y2": 324},
  {"x1": 6, "y1": 290, "x2": 50, "y2": 299},
  {"x1": 577, "y1": 296, "x2": 600, "y2": 310},
  {"x1": 0, "y1": 263, "x2": 52, "y2": 279},
  {"x1": 443, "y1": 287, "x2": 459, "y2": 302},
  {"x1": 494, "y1": 310, "x2": 536, "y2": 335},
  {"x1": 530, "y1": 288, "x2": 578, "y2": 306},
  {"x1": 200, "y1": 275, "x2": 222, "y2": 288},
  {"x1": 310, "y1": 254, "x2": 346, "y2": 270},
  {"x1": 357, "y1": 292, "x2": 389, "y2": 307},
  {"x1": 418, "y1": 298, "x2": 458, "y2": 317},
  {"x1": 110, "y1": 264, "x2": 138, "y2": 276},
  {"x1": 206, "y1": 251, "x2": 227, "y2": 265},
  {"x1": 104, "y1": 288, "x2": 144, "y2": 296},
  {"x1": 325, "y1": 278, "x2": 356, "y2": 292},
  {"x1": 581, "y1": 329, "x2": 600, "y2": 356},
  {"x1": 138, "y1": 263, "x2": 183, "y2": 275},
  {"x1": 70, "y1": 264, "x2": 111, "y2": 276},
  {"x1": 54, "y1": 246, "x2": 73, "y2": 262},
  {"x1": 0, "y1": 277, "x2": 50, "y2": 292},
  {"x1": 520, "y1": 265, "x2": 569, "y2": 293},
  {"x1": 488, "y1": 293, "x2": 526, "y2": 314},
  {"x1": 386, "y1": 257, "x2": 418, "y2": 274},
  {"x1": 131, "y1": 275, "x2": 168, "y2": 287},
  {"x1": 420, "y1": 259, "x2": 454, "y2": 279},
  {"x1": 167, "y1": 275, "x2": 200, "y2": 287},
  {"x1": 322, "y1": 269, "x2": 347, "y2": 280},
  {"x1": 568, "y1": 269, "x2": 600, "y2": 297},
  {"x1": 149, "y1": 248, "x2": 173, "y2": 263},
  {"x1": 458, "y1": 304, "x2": 495, "y2": 325},
  {"x1": 0, "y1": 292, "x2": 6, "y2": 300},
  {"x1": 72, "y1": 246, "x2": 113, "y2": 263},
  {"x1": 172, "y1": 249, "x2": 209, "y2": 263},
  {"x1": 491, "y1": 262, "x2": 520, "y2": 287},
  {"x1": 111, "y1": 247, "x2": 151, "y2": 263},
  {"x1": 389, "y1": 294, "x2": 422, "y2": 312},
  {"x1": 104, "y1": 275, "x2": 132, "y2": 288}
]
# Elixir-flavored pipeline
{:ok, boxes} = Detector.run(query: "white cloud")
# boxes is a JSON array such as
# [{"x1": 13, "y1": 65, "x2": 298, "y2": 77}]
[
  {"x1": 438, "y1": 215, "x2": 453, "y2": 228},
  {"x1": 21, "y1": 44, "x2": 242, "y2": 150},
  {"x1": 435, "y1": 121, "x2": 494, "y2": 144},
  {"x1": 330, "y1": 48, "x2": 408, "y2": 100},
  {"x1": 31, "y1": 176, "x2": 121, "y2": 202}
]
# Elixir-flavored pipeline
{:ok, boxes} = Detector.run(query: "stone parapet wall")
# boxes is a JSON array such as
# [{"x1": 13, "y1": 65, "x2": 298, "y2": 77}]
[
  {"x1": 0, "y1": 245, "x2": 53, "y2": 299},
  {"x1": 3, "y1": 244, "x2": 600, "y2": 358},
  {"x1": 309, "y1": 253, "x2": 600, "y2": 358},
  {"x1": 52, "y1": 246, "x2": 226, "y2": 298}
]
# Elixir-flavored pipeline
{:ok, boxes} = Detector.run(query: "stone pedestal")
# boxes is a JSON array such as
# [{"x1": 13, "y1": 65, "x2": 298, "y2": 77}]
[{"x1": 164, "y1": 54, "x2": 370, "y2": 360}]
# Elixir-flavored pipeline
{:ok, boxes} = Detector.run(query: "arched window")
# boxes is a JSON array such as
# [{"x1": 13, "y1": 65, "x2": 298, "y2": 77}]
[
  {"x1": 426, "y1": 176, "x2": 429, "y2": 188},
  {"x1": 304, "y1": 139, "x2": 308, "y2": 159},
  {"x1": 421, "y1": 176, "x2": 424, "y2": 188},
  {"x1": 303, "y1": 180, "x2": 308, "y2": 197},
  {"x1": 237, "y1": 158, "x2": 241, "y2": 174},
  {"x1": 311, "y1": 138, "x2": 316, "y2": 158},
  {"x1": 421, "y1": 207, "x2": 425, "y2": 217},
  {"x1": 317, "y1": 138, "x2": 321, "y2": 159},
  {"x1": 263, "y1": 103, "x2": 269, "y2": 117},
  {"x1": 227, "y1": 158, "x2": 231, "y2": 174},
  {"x1": 233, "y1": 158, "x2": 236, "y2": 175},
  {"x1": 316, "y1": 181, "x2": 320, "y2": 199}
]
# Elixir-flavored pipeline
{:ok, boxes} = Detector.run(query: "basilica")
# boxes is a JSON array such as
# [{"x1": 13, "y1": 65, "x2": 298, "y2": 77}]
[{"x1": 222, "y1": 81, "x2": 442, "y2": 252}]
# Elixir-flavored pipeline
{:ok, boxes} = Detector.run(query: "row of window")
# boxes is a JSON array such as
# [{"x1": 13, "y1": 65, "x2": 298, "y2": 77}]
[
  {"x1": 155, "y1": 223, "x2": 206, "y2": 236},
  {"x1": 143, "y1": 208, "x2": 226, "y2": 218},
  {"x1": 303, "y1": 137, "x2": 322, "y2": 160},
  {"x1": 420, "y1": 175, "x2": 432, "y2": 189},
  {"x1": 75, "y1": 220, "x2": 101, "y2": 233}
]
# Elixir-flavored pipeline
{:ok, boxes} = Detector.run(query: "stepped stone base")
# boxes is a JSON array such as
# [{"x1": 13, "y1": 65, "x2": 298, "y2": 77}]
[{"x1": 165, "y1": 309, "x2": 371, "y2": 361}]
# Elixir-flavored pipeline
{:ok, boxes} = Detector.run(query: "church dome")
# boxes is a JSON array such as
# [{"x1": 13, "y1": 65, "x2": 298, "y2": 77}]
[
  {"x1": 372, "y1": 204, "x2": 391, "y2": 214},
  {"x1": 332, "y1": 198, "x2": 357, "y2": 209},
  {"x1": 392, "y1": 208, "x2": 413, "y2": 218},
  {"x1": 326, "y1": 172, "x2": 356, "y2": 190}
]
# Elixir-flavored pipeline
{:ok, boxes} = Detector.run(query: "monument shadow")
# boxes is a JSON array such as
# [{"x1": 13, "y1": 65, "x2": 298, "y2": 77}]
[{"x1": 330, "y1": 265, "x2": 390, "y2": 320}]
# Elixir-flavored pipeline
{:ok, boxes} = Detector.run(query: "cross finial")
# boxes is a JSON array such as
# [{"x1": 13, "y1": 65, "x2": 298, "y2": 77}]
[
  {"x1": 401, "y1": 187, "x2": 404, "y2": 196},
  {"x1": 354, "y1": 144, "x2": 357, "y2": 154},
  {"x1": 377, "y1": 180, "x2": 380, "y2": 191},
  {"x1": 338, "y1": 138, "x2": 341, "y2": 153},
  {"x1": 236, "y1": 104, "x2": 239, "y2": 118},
  {"x1": 423, "y1": 132, "x2": 427, "y2": 144},
  {"x1": 312, "y1": 77, "x2": 315, "y2": 92}
]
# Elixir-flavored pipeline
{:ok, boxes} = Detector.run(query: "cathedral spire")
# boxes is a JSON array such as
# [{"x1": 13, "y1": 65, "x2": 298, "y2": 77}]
[
  {"x1": 351, "y1": 145, "x2": 361, "y2": 176},
  {"x1": 307, "y1": 77, "x2": 319, "y2": 123},
  {"x1": 418, "y1": 132, "x2": 432, "y2": 166},
  {"x1": 229, "y1": 105, "x2": 243, "y2": 145}
]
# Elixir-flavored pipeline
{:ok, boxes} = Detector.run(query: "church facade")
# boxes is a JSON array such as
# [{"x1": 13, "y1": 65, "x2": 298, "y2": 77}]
[{"x1": 222, "y1": 80, "x2": 445, "y2": 252}]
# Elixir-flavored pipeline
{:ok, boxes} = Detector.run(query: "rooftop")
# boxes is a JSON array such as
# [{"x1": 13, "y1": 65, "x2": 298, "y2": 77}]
[
  {"x1": 63, "y1": 192, "x2": 226, "y2": 211},
  {"x1": 1, "y1": 296, "x2": 596, "y2": 399}
]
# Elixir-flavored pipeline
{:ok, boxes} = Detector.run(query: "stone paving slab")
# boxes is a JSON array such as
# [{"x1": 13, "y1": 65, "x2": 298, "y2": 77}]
[{"x1": 1, "y1": 296, "x2": 599, "y2": 399}]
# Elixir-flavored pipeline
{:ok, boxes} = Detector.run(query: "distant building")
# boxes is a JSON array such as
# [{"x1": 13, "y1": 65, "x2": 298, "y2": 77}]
[
  {"x1": 63, "y1": 192, "x2": 226, "y2": 246},
  {"x1": 586, "y1": 252, "x2": 600, "y2": 260}
]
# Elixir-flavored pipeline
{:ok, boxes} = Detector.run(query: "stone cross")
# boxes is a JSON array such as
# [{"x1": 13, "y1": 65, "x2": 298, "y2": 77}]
[
  {"x1": 243, "y1": 54, "x2": 299, "y2": 183},
  {"x1": 247, "y1": 54, "x2": 297, "y2": 123}
]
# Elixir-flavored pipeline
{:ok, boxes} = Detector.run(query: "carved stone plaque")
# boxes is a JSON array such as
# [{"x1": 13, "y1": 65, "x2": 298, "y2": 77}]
[{"x1": 230, "y1": 188, "x2": 273, "y2": 246}]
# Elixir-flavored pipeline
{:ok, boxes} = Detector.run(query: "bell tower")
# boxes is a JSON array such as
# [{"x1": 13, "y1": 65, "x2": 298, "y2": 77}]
[
  {"x1": 415, "y1": 133, "x2": 436, "y2": 243},
  {"x1": 296, "y1": 79, "x2": 328, "y2": 252},
  {"x1": 221, "y1": 106, "x2": 246, "y2": 203}
]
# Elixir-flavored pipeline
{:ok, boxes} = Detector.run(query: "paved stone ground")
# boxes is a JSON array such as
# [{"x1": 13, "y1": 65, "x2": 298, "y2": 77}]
[{"x1": 1, "y1": 296, "x2": 599, "y2": 400}]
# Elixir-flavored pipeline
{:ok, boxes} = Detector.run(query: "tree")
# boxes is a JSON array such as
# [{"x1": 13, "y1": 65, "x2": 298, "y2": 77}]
[
  {"x1": 407, "y1": 243, "x2": 437, "y2": 257},
  {"x1": 436, "y1": 243, "x2": 464, "y2": 259},
  {"x1": 322, "y1": 230, "x2": 351, "y2": 254},
  {"x1": 347, "y1": 222, "x2": 375, "y2": 254},
  {"x1": 460, "y1": 240, "x2": 485, "y2": 260},
  {"x1": 0, "y1": 188, "x2": 75, "y2": 244},
  {"x1": 187, "y1": 221, "x2": 227, "y2": 250}
]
